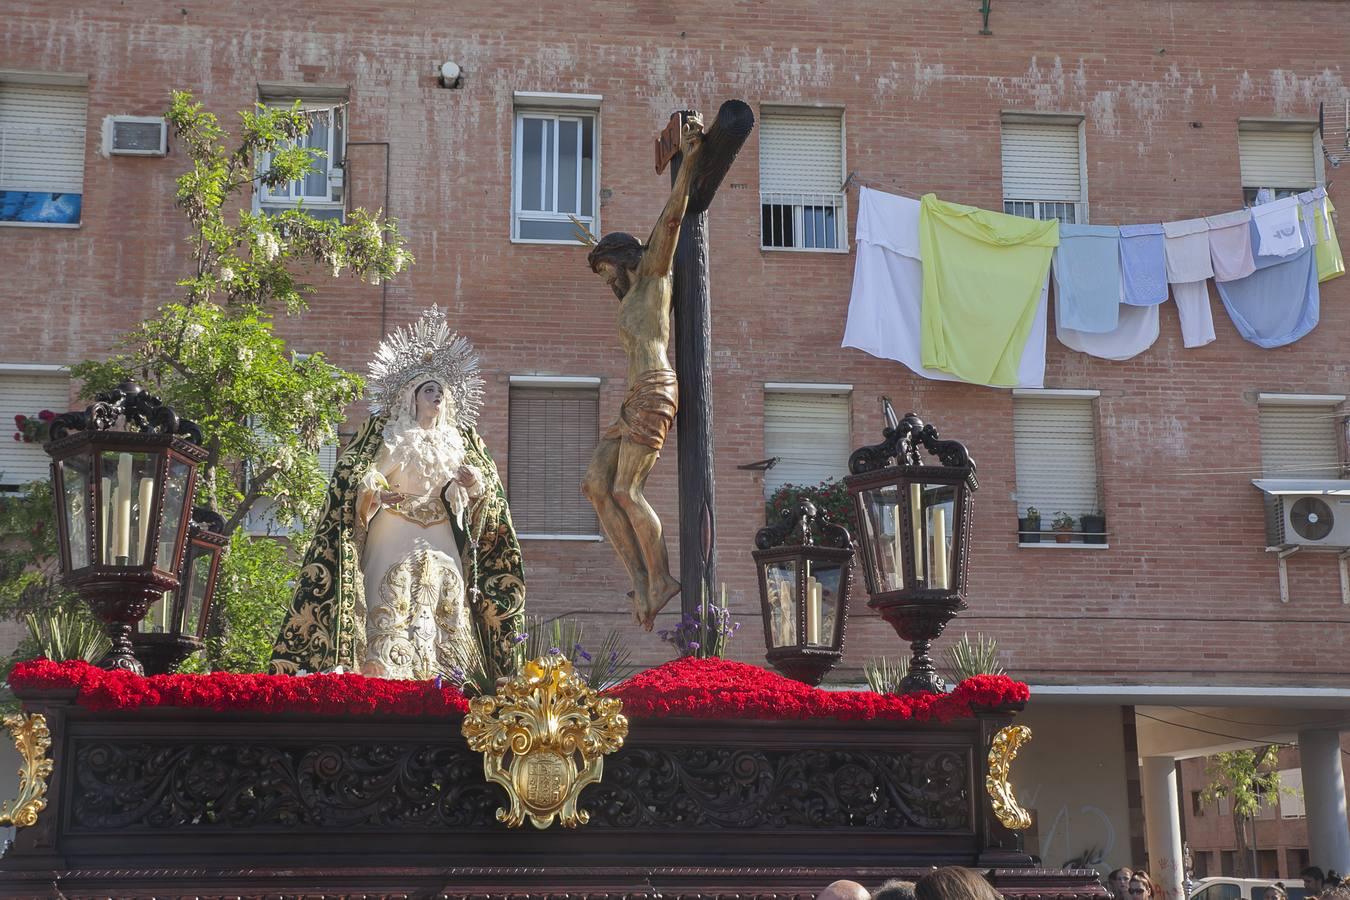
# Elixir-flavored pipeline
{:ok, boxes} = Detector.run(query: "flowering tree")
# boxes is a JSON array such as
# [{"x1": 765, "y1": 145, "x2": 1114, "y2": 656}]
[
  {"x1": 1200, "y1": 745, "x2": 1284, "y2": 877},
  {"x1": 65, "y1": 91, "x2": 413, "y2": 671}
]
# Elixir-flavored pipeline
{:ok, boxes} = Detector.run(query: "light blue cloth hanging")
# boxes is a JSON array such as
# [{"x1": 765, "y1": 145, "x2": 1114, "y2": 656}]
[
  {"x1": 1052, "y1": 224, "x2": 1122, "y2": 333},
  {"x1": 1214, "y1": 218, "x2": 1319, "y2": 348},
  {"x1": 1118, "y1": 223, "x2": 1169, "y2": 306}
]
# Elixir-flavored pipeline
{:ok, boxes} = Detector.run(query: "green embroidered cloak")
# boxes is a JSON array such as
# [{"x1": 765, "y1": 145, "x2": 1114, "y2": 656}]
[{"x1": 268, "y1": 414, "x2": 526, "y2": 675}]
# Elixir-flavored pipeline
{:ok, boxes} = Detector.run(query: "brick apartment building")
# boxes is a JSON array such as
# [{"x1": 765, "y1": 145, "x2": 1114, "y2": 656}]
[{"x1": 3, "y1": 1, "x2": 1350, "y2": 891}]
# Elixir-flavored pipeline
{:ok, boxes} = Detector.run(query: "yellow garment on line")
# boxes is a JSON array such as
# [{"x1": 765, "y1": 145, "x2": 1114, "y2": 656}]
[
  {"x1": 918, "y1": 194, "x2": 1059, "y2": 387},
  {"x1": 1316, "y1": 197, "x2": 1345, "y2": 283}
]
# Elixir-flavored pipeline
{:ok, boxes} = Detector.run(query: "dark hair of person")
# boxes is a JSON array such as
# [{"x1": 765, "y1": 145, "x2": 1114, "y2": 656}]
[
  {"x1": 1129, "y1": 872, "x2": 1156, "y2": 900},
  {"x1": 873, "y1": 880, "x2": 918, "y2": 900},
  {"x1": 1304, "y1": 868, "x2": 1327, "y2": 883},
  {"x1": 1109, "y1": 869, "x2": 1134, "y2": 884},
  {"x1": 915, "y1": 867, "x2": 1003, "y2": 900},
  {"x1": 587, "y1": 232, "x2": 644, "y2": 274}
]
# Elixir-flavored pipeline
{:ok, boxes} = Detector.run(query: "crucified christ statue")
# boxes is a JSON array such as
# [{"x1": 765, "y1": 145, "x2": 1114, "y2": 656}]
[{"x1": 582, "y1": 111, "x2": 705, "y2": 630}]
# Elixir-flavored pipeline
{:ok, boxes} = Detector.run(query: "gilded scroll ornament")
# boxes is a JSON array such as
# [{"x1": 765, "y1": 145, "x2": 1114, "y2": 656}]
[
  {"x1": 985, "y1": 723, "x2": 1032, "y2": 831},
  {"x1": 0, "y1": 713, "x2": 53, "y2": 829},
  {"x1": 461, "y1": 654, "x2": 628, "y2": 829}
]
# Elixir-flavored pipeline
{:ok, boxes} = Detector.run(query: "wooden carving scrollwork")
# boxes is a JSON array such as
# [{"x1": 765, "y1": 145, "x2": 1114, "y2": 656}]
[
  {"x1": 985, "y1": 723, "x2": 1032, "y2": 832},
  {"x1": 0, "y1": 713, "x2": 54, "y2": 829}
]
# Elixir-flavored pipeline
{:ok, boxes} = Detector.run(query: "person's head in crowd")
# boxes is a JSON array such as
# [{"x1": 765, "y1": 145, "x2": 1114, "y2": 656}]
[
  {"x1": 1330, "y1": 873, "x2": 1344, "y2": 888},
  {"x1": 915, "y1": 867, "x2": 1003, "y2": 900},
  {"x1": 1264, "y1": 885, "x2": 1288, "y2": 900},
  {"x1": 818, "y1": 880, "x2": 871, "y2": 900},
  {"x1": 1128, "y1": 871, "x2": 1155, "y2": 900},
  {"x1": 873, "y1": 880, "x2": 917, "y2": 900},
  {"x1": 1108, "y1": 869, "x2": 1135, "y2": 900},
  {"x1": 1304, "y1": 868, "x2": 1328, "y2": 894}
]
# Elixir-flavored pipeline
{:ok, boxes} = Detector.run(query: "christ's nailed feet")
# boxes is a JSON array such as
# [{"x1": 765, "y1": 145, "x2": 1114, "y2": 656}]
[{"x1": 638, "y1": 574, "x2": 681, "y2": 631}]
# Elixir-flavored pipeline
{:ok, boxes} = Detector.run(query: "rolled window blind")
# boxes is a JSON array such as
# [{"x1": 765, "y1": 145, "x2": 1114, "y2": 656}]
[
  {"x1": 1012, "y1": 397, "x2": 1100, "y2": 518},
  {"x1": 1001, "y1": 122, "x2": 1082, "y2": 202},
  {"x1": 508, "y1": 386, "x2": 600, "y2": 535},
  {"x1": 0, "y1": 373, "x2": 70, "y2": 488},
  {"x1": 763, "y1": 392, "x2": 851, "y2": 497},
  {"x1": 1259, "y1": 403, "x2": 1341, "y2": 478}
]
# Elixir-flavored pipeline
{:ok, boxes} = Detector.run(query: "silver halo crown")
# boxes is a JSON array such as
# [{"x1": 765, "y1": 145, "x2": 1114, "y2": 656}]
[{"x1": 367, "y1": 306, "x2": 484, "y2": 429}]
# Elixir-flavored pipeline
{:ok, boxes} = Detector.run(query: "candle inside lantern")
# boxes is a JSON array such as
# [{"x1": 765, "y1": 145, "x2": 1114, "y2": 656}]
[
  {"x1": 113, "y1": 453, "x2": 132, "y2": 562},
  {"x1": 100, "y1": 476, "x2": 112, "y2": 563},
  {"x1": 136, "y1": 477, "x2": 155, "y2": 565},
  {"x1": 890, "y1": 499, "x2": 903, "y2": 591},
  {"x1": 910, "y1": 482, "x2": 924, "y2": 582},
  {"x1": 932, "y1": 505, "x2": 949, "y2": 589},
  {"x1": 804, "y1": 574, "x2": 815, "y2": 644}
]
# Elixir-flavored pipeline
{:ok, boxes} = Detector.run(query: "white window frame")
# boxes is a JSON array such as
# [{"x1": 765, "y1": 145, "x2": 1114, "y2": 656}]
[
  {"x1": 0, "y1": 71, "x2": 89, "y2": 230},
  {"x1": 762, "y1": 384, "x2": 853, "y2": 499},
  {"x1": 511, "y1": 93, "x2": 601, "y2": 245},
  {"x1": 758, "y1": 106, "x2": 848, "y2": 253},
  {"x1": 1011, "y1": 388, "x2": 1107, "y2": 549},
  {"x1": 1000, "y1": 113, "x2": 1089, "y2": 224},
  {"x1": 508, "y1": 374, "x2": 604, "y2": 540},
  {"x1": 0, "y1": 364, "x2": 71, "y2": 492},
  {"x1": 253, "y1": 97, "x2": 346, "y2": 221},
  {"x1": 1237, "y1": 119, "x2": 1325, "y2": 205}
]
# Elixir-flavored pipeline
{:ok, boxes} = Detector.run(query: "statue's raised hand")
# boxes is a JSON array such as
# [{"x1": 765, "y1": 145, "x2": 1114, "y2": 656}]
[{"x1": 680, "y1": 113, "x2": 705, "y2": 156}]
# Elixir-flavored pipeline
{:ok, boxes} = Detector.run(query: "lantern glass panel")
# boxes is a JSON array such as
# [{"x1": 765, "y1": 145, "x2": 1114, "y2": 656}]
[
  {"x1": 763, "y1": 559, "x2": 799, "y2": 648},
  {"x1": 59, "y1": 456, "x2": 92, "y2": 570},
  {"x1": 143, "y1": 590, "x2": 177, "y2": 634},
  {"x1": 919, "y1": 483, "x2": 956, "y2": 591},
  {"x1": 803, "y1": 559, "x2": 843, "y2": 647},
  {"x1": 98, "y1": 451, "x2": 160, "y2": 566},
  {"x1": 181, "y1": 545, "x2": 214, "y2": 638},
  {"x1": 156, "y1": 457, "x2": 193, "y2": 573},
  {"x1": 857, "y1": 482, "x2": 905, "y2": 592}
]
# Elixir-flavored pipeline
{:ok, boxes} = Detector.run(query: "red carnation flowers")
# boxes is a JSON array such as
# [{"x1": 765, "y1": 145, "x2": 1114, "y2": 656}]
[{"x1": 8, "y1": 657, "x2": 1028, "y2": 722}]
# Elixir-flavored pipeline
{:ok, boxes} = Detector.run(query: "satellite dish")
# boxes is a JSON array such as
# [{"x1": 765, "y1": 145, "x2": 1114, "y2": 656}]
[{"x1": 1290, "y1": 496, "x2": 1334, "y2": 541}]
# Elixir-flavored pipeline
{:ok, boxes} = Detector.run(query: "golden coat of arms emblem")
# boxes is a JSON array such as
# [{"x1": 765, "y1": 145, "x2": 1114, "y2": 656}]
[{"x1": 461, "y1": 654, "x2": 629, "y2": 829}]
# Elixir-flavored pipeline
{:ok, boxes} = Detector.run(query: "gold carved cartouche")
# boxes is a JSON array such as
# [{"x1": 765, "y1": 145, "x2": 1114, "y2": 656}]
[
  {"x1": 461, "y1": 654, "x2": 628, "y2": 829},
  {"x1": 0, "y1": 713, "x2": 53, "y2": 829},
  {"x1": 985, "y1": 723, "x2": 1033, "y2": 832}
]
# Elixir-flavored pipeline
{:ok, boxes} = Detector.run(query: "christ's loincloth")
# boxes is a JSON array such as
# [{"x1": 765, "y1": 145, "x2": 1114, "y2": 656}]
[{"x1": 603, "y1": 368, "x2": 679, "y2": 450}]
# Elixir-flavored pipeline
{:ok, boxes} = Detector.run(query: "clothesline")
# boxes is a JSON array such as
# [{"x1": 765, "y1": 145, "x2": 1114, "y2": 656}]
[
  {"x1": 841, "y1": 179, "x2": 1345, "y2": 387},
  {"x1": 842, "y1": 171, "x2": 1333, "y2": 227}
]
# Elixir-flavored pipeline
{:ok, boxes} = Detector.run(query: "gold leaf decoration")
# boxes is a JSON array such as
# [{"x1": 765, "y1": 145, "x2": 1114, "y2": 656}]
[{"x1": 462, "y1": 654, "x2": 628, "y2": 829}]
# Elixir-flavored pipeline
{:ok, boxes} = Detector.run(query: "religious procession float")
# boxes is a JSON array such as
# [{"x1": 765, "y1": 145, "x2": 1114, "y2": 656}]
[{"x1": 0, "y1": 100, "x2": 1104, "y2": 899}]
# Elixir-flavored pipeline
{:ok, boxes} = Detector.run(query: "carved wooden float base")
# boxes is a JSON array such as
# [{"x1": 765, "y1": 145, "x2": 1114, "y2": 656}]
[{"x1": 0, "y1": 692, "x2": 1103, "y2": 899}]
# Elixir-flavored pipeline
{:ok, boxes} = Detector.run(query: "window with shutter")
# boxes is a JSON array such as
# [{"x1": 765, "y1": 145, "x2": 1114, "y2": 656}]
[
  {"x1": 1258, "y1": 401, "x2": 1342, "y2": 478},
  {"x1": 512, "y1": 105, "x2": 598, "y2": 243},
  {"x1": 1238, "y1": 126, "x2": 1319, "y2": 204},
  {"x1": 759, "y1": 110, "x2": 847, "y2": 251},
  {"x1": 1000, "y1": 119, "x2": 1085, "y2": 224},
  {"x1": 0, "y1": 372, "x2": 70, "y2": 490},
  {"x1": 762, "y1": 391, "x2": 851, "y2": 498},
  {"x1": 0, "y1": 80, "x2": 87, "y2": 226},
  {"x1": 508, "y1": 384, "x2": 600, "y2": 536},
  {"x1": 1012, "y1": 395, "x2": 1102, "y2": 543}
]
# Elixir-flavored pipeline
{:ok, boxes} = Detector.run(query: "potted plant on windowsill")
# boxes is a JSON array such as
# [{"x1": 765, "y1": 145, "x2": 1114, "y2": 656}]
[
  {"x1": 1051, "y1": 511, "x2": 1075, "y2": 544},
  {"x1": 1080, "y1": 509, "x2": 1106, "y2": 545},
  {"x1": 1017, "y1": 506, "x2": 1041, "y2": 544}
]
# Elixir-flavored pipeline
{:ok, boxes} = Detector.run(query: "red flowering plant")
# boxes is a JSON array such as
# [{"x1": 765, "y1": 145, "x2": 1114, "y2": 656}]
[
  {"x1": 12, "y1": 410, "x2": 56, "y2": 444},
  {"x1": 7, "y1": 656, "x2": 1029, "y2": 722}
]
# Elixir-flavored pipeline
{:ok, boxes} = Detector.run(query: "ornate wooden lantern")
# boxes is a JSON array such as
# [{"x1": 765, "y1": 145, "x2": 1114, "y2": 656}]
[
  {"x1": 134, "y1": 507, "x2": 227, "y2": 675},
  {"x1": 843, "y1": 409, "x2": 977, "y2": 694},
  {"x1": 752, "y1": 499, "x2": 855, "y2": 686},
  {"x1": 44, "y1": 382, "x2": 206, "y2": 674}
]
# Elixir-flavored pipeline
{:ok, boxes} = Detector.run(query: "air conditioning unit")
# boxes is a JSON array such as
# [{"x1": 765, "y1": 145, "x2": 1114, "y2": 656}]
[
  {"x1": 1253, "y1": 479, "x2": 1350, "y2": 548},
  {"x1": 102, "y1": 115, "x2": 168, "y2": 157}
]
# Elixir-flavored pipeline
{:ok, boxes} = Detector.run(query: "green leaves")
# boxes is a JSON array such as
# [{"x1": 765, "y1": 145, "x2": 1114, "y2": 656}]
[
  {"x1": 164, "y1": 91, "x2": 412, "y2": 312},
  {"x1": 55, "y1": 90, "x2": 417, "y2": 673}
]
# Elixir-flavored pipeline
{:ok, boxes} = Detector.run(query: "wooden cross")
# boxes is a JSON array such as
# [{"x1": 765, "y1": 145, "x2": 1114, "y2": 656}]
[{"x1": 655, "y1": 100, "x2": 755, "y2": 618}]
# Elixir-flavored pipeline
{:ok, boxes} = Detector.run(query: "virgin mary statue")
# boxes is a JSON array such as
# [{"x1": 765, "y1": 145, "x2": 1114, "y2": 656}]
[{"x1": 269, "y1": 307, "x2": 525, "y2": 678}]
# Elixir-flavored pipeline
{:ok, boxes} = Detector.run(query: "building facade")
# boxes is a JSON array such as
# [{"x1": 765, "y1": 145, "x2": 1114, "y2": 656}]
[{"x1": 3, "y1": 0, "x2": 1350, "y2": 889}]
